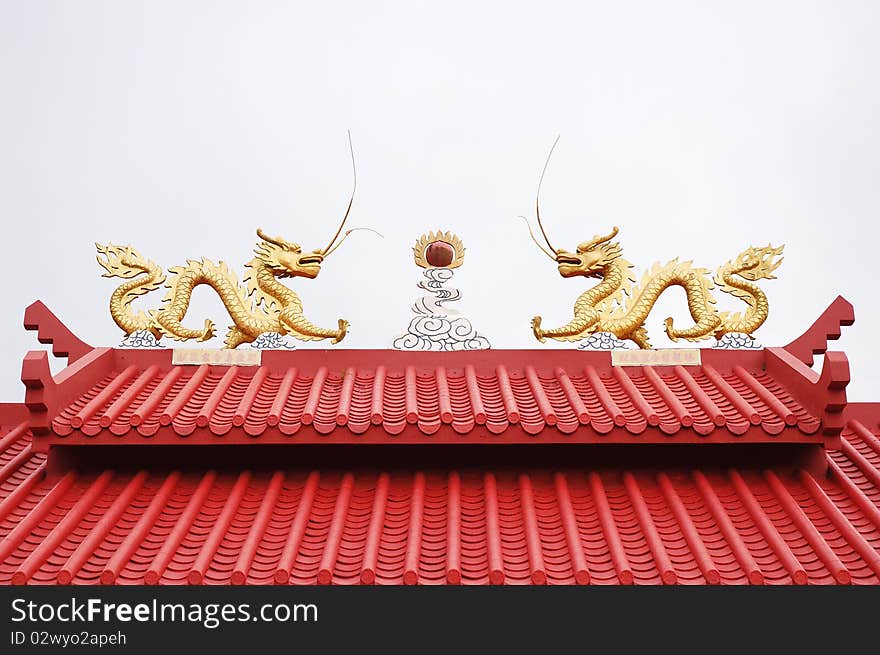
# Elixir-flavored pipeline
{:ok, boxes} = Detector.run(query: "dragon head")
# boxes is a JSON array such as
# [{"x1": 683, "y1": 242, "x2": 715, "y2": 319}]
[
  {"x1": 554, "y1": 227, "x2": 622, "y2": 278},
  {"x1": 252, "y1": 133, "x2": 383, "y2": 280},
  {"x1": 255, "y1": 229, "x2": 325, "y2": 279},
  {"x1": 520, "y1": 137, "x2": 623, "y2": 279}
]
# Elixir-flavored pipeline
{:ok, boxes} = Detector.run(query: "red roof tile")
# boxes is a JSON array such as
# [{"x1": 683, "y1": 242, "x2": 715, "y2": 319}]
[
  {"x1": 28, "y1": 349, "x2": 831, "y2": 445},
  {"x1": 1, "y1": 417, "x2": 880, "y2": 585}
]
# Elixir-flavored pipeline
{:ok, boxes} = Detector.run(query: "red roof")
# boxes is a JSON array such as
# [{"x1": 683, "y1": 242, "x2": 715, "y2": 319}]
[
  {"x1": 1, "y1": 415, "x2": 880, "y2": 585},
  {"x1": 37, "y1": 349, "x2": 826, "y2": 443},
  {"x1": 2, "y1": 295, "x2": 878, "y2": 585},
  {"x1": 19, "y1": 297, "x2": 854, "y2": 448}
]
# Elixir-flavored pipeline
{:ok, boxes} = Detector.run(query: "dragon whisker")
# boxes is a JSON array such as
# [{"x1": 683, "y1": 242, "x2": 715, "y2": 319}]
[
  {"x1": 535, "y1": 134, "x2": 561, "y2": 254},
  {"x1": 518, "y1": 216, "x2": 556, "y2": 260},
  {"x1": 323, "y1": 227, "x2": 384, "y2": 258},
  {"x1": 322, "y1": 130, "x2": 358, "y2": 256}
]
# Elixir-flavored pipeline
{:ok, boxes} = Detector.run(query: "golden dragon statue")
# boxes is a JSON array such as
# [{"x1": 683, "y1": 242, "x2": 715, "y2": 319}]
[
  {"x1": 522, "y1": 139, "x2": 784, "y2": 349},
  {"x1": 97, "y1": 136, "x2": 373, "y2": 348}
]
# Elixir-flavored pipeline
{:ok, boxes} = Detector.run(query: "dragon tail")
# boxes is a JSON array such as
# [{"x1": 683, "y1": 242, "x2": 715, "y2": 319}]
[
  {"x1": 714, "y1": 244, "x2": 784, "y2": 337},
  {"x1": 96, "y1": 243, "x2": 165, "y2": 337}
]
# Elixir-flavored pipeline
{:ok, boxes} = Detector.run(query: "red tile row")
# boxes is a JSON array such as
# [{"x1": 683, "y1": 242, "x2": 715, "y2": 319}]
[{"x1": 49, "y1": 362, "x2": 820, "y2": 440}]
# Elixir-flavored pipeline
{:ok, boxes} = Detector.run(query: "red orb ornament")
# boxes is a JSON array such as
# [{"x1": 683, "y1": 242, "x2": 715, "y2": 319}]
[{"x1": 425, "y1": 241, "x2": 456, "y2": 267}]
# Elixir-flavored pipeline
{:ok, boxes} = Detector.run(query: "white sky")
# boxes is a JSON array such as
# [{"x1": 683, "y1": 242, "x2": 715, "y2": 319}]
[{"x1": 0, "y1": 1, "x2": 877, "y2": 401}]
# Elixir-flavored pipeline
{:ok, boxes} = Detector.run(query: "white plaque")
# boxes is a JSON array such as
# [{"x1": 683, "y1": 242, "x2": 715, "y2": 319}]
[
  {"x1": 172, "y1": 348, "x2": 262, "y2": 366},
  {"x1": 611, "y1": 349, "x2": 701, "y2": 367}
]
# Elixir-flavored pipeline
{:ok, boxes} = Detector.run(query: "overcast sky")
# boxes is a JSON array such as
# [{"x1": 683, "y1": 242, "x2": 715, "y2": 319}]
[{"x1": 1, "y1": 1, "x2": 877, "y2": 401}]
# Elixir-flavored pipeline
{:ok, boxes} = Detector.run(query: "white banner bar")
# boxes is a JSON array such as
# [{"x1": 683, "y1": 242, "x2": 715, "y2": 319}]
[{"x1": 611, "y1": 349, "x2": 701, "y2": 367}]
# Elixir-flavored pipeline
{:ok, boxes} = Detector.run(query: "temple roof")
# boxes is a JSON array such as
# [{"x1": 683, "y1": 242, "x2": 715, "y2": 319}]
[
  {"x1": 1, "y1": 416, "x2": 879, "y2": 585},
  {"x1": 1, "y1": 296, "x2": 878, "y2": 585}
]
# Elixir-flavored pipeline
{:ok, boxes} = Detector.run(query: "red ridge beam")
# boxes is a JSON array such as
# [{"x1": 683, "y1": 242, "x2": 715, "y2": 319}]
[
  {"x1": 589, "y1": 473, "x2": 633, "y2": 584},
  {"x1": 189, "y1": 471, "x2": 251, "y2": 584},
  {"x1": 370, "y1": 366, "x2": 386, "y2": 425},
  {"x1": 336, "y1": 368, "x2": 356, "y2": 425},
  {"x1": 464, "y1": 366, "x2": 487, "y2": 425},
  {"x1": 436, "y1": 367, "x2": 453, "y2": 424},
  {"x1": 733, "y1": 366, "x2": 796, "y2": 425},
  {"x1": 519, "y1": 474, "x2": 547, "y2": 584},
  {"x1": 623, "y1": 473, "x2": 677, "y2": 584},
  {"x1": 144, "y1": 471, "x2": 216, "y2": 584},
  {"x1": 554, "y1": 368, "x2": 589, "y2": 424},
  {"x1": 160, "y1": 365, "x2": 210, "y2": 426},
  {"x1": 14, "y1": 471, "x2": 114, "y2": 584},
  {"x1": 233, "y1": 368, "x2": 268, "y2": 427},
  {"x1": 302, "y1": 367, "x2": 329, "y2": 425},
  {"x1": 484, "y1": 472, "x2": 505, "y2": 584},
  {"x1": 585, "y1": 365, "x2": 625, "y2": 427},
  {"x1": 131, "y1": 367, "x2": 183, "y2": 427},
  {"x1": 196, "y1": 367, "x2": 238, "y2": 428},
  {"x1": 232, "y1": 471, "x2": 284, "y2": 585},
  {"x1": 317, "y1": 473, "x2": 355, "y2": 584},
  {"x1": 446, "y1": 471, "x2": 462, "y2": 584},
  {"x1": 729, "y1": 470, "x2": 807, "y2": 584},
  {"x1": 361, "y1": 472, "x2": 390, "y2": 584},
  {"x1": 99, "y1": 365, "x2": 159, "y2": 428},
  {"x1": 267, "y1": 368, "x2": 297, "y2": 427},
  {"x1": 496, "y1": 365, "x2": 519, "y2": 423},
  {"x1": 764, "y1": 470, "x2": 850, "y2": 584},
  {"x1": 675, "y1": 366, "x2": 725, "y2": 427},
  {"x1": 404, "y1": 472, "x2": 426, "y2": 585},
  {"x1": 657, "y1": 473, "x2": 719, "y2": 584},
  {"x1": 643, "y1": 366, "x2": 692, "y2": 427},
  {"x1": 275, "y1": 471, "x2": 320, "y2": 584},
  {"x1": 405, "y1": 367, "x2": 418, "y2": 424},
  {"x1": 71, "y1": 365, "x2": 139, "y2": 428},
  {"x1": 554, "y1": 473, "x2": 590, "y2": 584},
  {"x1": 59, "y1": 471, "x2": 148, "y2": 584},
  {"x1": 0, "y1": 472, "x2": 76, "y2": 563},
  {"x1": 525, "y1": 366, "x2": 556, "y2": 426},
  {"x1": 799, "y1": 469, "x2": 880, "y2": 578},
  {"x1": 692, "y1": 471, "x2": 763, "y2": 584},
  {"x1": 613, "y1": 368, "x2": 659, "y2": 426},
  {"x1": 102, "y1": 472, "x2": 181, "y2": 584},
  {"x1": 702, "y1": 364, "x2": 761, "y2": 425}
]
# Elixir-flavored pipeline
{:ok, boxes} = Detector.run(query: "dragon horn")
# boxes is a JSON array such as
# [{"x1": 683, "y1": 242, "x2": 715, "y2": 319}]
[
  {"x1": 584, "y1": 226, "x2": 620, "y2": 250},
  {"x1": 322, "y1": 130, "x2": 357, "y2": 256},
  {"x1": 256, "y1": 228, "x2": 289, "y2": 249}
]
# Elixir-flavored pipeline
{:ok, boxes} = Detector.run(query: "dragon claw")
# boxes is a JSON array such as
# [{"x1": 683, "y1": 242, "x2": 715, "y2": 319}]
[
  {"x1": 531, "y1": 316, "x2": 546, "y2": 343},
  {"x1": 198, "y1": 319, "x2": 216, "y2": 342},
  {"x1": 332, "y1": 319, "x2": 349, "y2": 344},
  {"x1": 663, "y1": 317, "x2": 679, "y2": 342}
]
